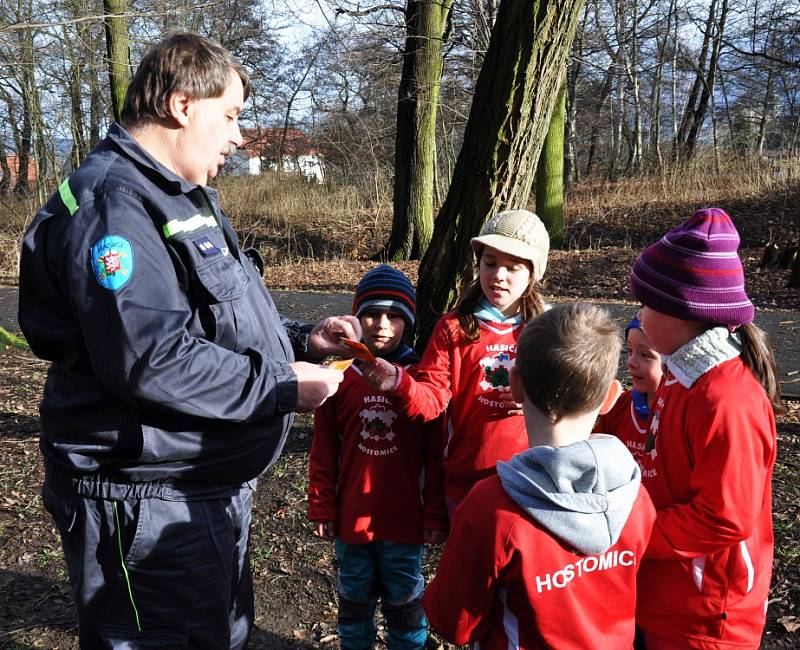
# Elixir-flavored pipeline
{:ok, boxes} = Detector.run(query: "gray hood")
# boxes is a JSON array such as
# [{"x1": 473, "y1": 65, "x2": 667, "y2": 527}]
[{"x1": 497, "y1": 434, "x2": 641, "y2": 555}]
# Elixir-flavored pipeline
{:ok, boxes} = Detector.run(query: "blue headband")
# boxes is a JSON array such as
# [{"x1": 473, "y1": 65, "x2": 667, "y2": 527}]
[{"x1": 624, "y1": 316, "x2": 641, "y2": 339}]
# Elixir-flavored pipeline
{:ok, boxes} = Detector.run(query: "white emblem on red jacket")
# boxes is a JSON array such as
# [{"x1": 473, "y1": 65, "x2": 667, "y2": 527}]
[
  {"x1": 359, "y1": 405, "x2": 397, "y2": 442},
  {"x1": 479, "y1": 352, "x2": 515, "y2": 391}
]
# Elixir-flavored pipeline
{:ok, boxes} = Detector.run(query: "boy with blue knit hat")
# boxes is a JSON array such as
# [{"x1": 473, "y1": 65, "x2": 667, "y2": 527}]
[{"x1": 308, "y1": 264, "x2": 447, "y2": 650}]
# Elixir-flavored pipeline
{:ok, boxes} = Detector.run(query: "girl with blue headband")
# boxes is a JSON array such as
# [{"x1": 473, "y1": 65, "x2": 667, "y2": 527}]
[{"x1": 595, "y1": 315, "x2": 662, "y2": 469}]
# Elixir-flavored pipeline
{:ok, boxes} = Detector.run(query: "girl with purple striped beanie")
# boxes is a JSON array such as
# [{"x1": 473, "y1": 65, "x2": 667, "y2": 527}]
[{"x1": 629, "y1": 208, "x2": 782, "y2": 650}]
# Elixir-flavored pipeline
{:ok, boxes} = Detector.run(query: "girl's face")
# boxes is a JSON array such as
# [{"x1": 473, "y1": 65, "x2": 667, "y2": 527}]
[
  {"x1": 359, "y1": 308, "x2": 406, "y2": 356},
  {"x1": 639, "y1": 306, "x2": 707, "y2": 355},
  {"x1": 626, "y1": 327, "x2": 663, "y2": 396},
  {"x1": 479, "y1": 246, "x2": 532, "y2": 316}
]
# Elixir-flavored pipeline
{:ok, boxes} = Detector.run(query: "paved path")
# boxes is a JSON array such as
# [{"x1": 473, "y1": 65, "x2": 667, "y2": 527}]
[{"x1": 2, "y1": 288, "x2": 797, "y2": 398}]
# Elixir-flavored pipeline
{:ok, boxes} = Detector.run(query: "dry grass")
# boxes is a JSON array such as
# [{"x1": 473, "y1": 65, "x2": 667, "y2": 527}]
[
  {"x1": 0, "y1": 194, "x2": 40, "y2": 284},
  {"x1": 564, "y1": 154, "x2": 800, "y2": 249},
  {"x1": 215, "y1": 173, "x2": 392, "y2": 261},
  {"x1": 0, "y1": 155, "x2": 798, "y2": 282}
]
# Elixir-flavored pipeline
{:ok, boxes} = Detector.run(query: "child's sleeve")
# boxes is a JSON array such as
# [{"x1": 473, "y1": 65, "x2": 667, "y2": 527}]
[
  {"x1": 391, "y1": 317, "x2": 454, "y2": 421},
  {"x1": 307, "y1": 393, "x2": 341, "y2": 523},
  {"x1": 421, "y1": 416, "x2": 448, "y2": 532},
  {"x1": 422, "y1": 490, "x2": 506, "y2": 645},
  {"x1": 645, "y1": 389, "x2": 776, "y2": 559}
]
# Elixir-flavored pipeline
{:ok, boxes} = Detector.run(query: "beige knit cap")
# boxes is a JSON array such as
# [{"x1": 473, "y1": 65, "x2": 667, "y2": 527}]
[{"x1": 470, "y1": 210, "x2": 550, "y2": 280}]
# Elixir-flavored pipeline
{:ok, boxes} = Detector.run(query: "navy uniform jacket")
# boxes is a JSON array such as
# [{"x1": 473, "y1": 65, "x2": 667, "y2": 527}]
[{"x1": 19, "y1": 123, "x2": 312, "y2": 498}]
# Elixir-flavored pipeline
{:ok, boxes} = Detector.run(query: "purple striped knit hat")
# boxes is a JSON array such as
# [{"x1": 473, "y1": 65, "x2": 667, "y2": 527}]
[{"x1": 630, "y1": 208, "x2": 754, "y2": 326}]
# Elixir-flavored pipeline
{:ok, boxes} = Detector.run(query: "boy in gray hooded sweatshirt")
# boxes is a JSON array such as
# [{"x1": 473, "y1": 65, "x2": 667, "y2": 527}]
[{"x1": 422, "y1": 303, "x2": 655, "y2": 650}]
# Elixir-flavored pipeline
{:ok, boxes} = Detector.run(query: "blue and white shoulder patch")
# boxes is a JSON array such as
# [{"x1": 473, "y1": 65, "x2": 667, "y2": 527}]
[{"x1": 91, "y1": 235, "x2": 134, "y2": 291}]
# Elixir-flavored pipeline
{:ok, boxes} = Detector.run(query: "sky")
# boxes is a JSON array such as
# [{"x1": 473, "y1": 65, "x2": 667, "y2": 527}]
[{"x1": 276, "y1": 0, "x2": 330, "y2": 50}]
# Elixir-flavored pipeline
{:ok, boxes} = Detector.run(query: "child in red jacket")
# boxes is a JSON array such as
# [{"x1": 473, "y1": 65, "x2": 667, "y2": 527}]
[
  {"x1": 307, "y1": 265, "x2": 447, "y2": 650},
  {"x1": 363, "y1": 210, "x2": 550, "y2": 513},
  {"x1": 595, "y1": 315, "x2": 663, "y2": 470},
  {"x1": 423, "y1": 303, "x2": 656, "y2": 649},
  {"x1": 630, "y1": 208, "x2": 782, "y2": 649}
]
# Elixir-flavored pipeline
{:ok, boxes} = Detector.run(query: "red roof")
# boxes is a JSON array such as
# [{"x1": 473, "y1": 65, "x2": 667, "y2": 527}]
[{"x1": 239, "y1": 128, "x2": 317, "y2": 158}]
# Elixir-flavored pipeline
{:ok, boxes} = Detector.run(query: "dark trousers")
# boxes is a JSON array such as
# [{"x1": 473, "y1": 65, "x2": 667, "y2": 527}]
[{"x1": 43, "y1": 483, "x2": 254, "y2": 649}]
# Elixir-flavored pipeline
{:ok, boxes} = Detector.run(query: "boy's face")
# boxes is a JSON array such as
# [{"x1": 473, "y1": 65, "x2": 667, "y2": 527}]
[
  {"x1": 626, "y1": 327, "x2": 663, "y2": 396},
  {"x1": 359, "y1": 308, "x2": 406, "y2": 356}
]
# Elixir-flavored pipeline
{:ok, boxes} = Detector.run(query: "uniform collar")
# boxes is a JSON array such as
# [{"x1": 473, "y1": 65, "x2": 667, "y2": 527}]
[
  {"x1": 106, "y1": 122, "x2": 207, "y2": 195},
  {"x1": 663, "y1": 326, "x2": 741, "y2": 389}
]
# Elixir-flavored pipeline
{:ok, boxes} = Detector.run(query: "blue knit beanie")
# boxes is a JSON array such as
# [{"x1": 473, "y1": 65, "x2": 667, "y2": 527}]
[{"x1": 353, "y1": 265, "x2": 416, "y2": 326}]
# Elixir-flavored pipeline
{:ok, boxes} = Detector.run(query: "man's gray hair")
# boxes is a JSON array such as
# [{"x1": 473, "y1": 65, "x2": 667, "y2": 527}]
[{"x1": 122, "y1": 32, "x2": 249, "y2": 128}]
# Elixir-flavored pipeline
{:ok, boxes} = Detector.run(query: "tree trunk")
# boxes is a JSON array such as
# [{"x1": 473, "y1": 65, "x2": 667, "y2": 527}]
[
  {"x1": 0, "y1": 138, "x2": 11, "y2": 195},
  {"x1": 756, "y1": 49, "x2": 775, "y2": 156},
  {"x1": 620, "y1": 0, "x2": 643, "y2": 172},
  {"x1": 789, "y1": 245, "x2": 800, "y2": 288},
  {"x1": 564, "y1": 58, "x2": 579, "y2": 187},
  {"x1": 565, "y1": 8, "x2": 587, "y2": 187},
  {"x1": 415, "y1": 0, "x2": 586, "y2": 348},
  {"x1": 585, "y1": 65, "x2": 614, "y2": 177},
  {"x1": 64, "y1": 23, "x2": 88, "y2": 170},
  {"x1": 536, "y1": 72, "x2": 566, "y2": 249},
  {"x1": 386, "y1": 0, "x2": 453, "y2": 261},
  {"x1": 14, "y1": 17, "x2": 36, "y2": 195},
  {"x1": 649, "y1": 0, "x2": 675, "y2": 168},
  {"x1": 104, "y1": 0, "x2": 131, "y2": 123},
  {"x1": 606, "y1": 72, "x2": 625, "y2": 181},
  {"x1": 684, "y1": 0, "x2": 728, "y2": 159}
]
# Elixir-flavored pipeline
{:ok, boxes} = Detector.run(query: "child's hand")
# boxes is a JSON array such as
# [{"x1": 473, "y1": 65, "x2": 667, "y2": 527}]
[
  {"x1": 313, "y1": 521, "x2": 335, "y2": 539},
  {"x1": 497, "y1": 386, "x2": 523, "y2": 416},
  {"x1": 308, "y1": 316, "x2": 363, "y2": 358},
  {"x1": 424, "y1": 528, "x2": 447, "y2": 544},
  {"x1": 361, "y1": 357, "x2": 399, "y2": 392}
]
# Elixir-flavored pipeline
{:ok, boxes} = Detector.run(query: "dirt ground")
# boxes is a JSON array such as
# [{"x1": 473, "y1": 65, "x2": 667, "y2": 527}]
[{"x1": 1, "y1": 251, "x2": 799, "y2": 648}]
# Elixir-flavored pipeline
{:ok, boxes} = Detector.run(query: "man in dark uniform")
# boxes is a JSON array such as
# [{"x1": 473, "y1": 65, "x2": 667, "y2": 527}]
[{"x1": 18, "y1": 32, "x2": 358, "y2": 649}]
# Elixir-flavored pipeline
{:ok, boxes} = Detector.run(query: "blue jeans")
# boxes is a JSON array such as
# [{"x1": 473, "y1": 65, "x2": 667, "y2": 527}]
[{"x1": 335, "y1": 539, "x2": 427, "y2": 650}]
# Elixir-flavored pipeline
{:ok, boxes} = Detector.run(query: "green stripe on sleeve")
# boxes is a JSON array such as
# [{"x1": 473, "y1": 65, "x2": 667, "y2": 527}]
[{"x1": 58, "y1": 179, "x2": 79, "y2": 216}]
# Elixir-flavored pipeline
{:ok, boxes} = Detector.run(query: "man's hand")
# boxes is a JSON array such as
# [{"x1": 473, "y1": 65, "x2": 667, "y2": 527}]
[
  {"x1": 308, "y1": 316, "x2": 362, "y2": 358},
  {"x1": 360, "y1": 357, "x2": 399, "y2": 392},
  {"x1": 313, "y1": 521, "x2": 335, "y2": 539},
  {"x1": 291, "y1": 362, "x2": 344, "y2": 411}
]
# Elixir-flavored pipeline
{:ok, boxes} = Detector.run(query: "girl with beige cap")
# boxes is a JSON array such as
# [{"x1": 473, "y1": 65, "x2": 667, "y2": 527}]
[{"x1": 363, "y1": 210, "x2": 550, "y2": 516}]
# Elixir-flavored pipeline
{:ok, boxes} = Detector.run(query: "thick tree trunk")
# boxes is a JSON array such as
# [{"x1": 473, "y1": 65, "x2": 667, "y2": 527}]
[
  {"x1": 104, "y1": 0, "x2": 131, "y2": 123},
  {"x1": 386, "y1": 0, "x2": 453, "y2": 261},
  {"x1": 536, "y1": 73, "x2": 566, "y2": 249},
  {"x1": 415, "y1": 0, "x2": 586, "y2": 348}
]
